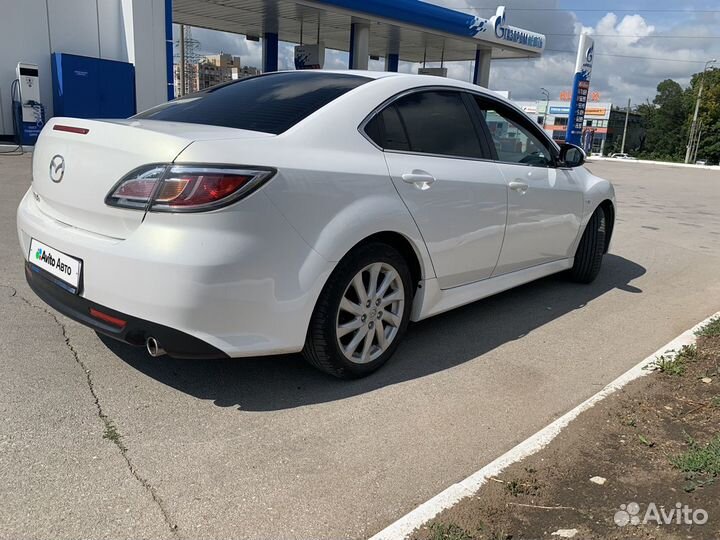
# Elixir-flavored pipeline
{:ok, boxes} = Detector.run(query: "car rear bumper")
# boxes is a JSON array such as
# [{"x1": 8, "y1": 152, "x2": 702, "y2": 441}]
[
  {"x1": 25, "y1": 261, "x2": 228, "y2": 359},
  {"x1": 17, "y1": 188, "x2": 333, "y2": 357}
]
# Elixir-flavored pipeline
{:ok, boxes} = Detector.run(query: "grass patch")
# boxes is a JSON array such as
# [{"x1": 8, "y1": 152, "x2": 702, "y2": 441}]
[
  {"x1": 638, "y1": 434, "x2": 655, "y2": 447},
  {"x1": 712, "y1": 396, "x2": 720, "y2": 408},
  {"x1": 428, "y1": 523, "x2": 475, "y2": 540},
  {"x1": 671, "y1": 433, "x2": 720, "y2": 483},
  {"x1": 428, "y1": 523, "x2": 510, "y2": 540},
  {"x1": 504, "y1": 477, "x2": 540, "y2": 497},
  {"x1": 696, "y1": 316, "x2": 720, "y2": 337},
  {"x1": 647, "y1": 344, "x2": 697, "y2": 376},
  {"x1": 102, "y1": 419, "x2": 125, "y2": 450}
]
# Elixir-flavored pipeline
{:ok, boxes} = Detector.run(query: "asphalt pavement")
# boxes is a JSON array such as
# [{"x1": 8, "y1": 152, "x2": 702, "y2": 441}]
[{"x1": 1, "y1": 154, "x2": 719, "y2": 539}]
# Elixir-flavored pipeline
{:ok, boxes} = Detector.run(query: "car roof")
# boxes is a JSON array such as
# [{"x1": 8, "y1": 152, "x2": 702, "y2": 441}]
[{"x1": 275, "y1": 69, "x2": 502, "y2": 98}]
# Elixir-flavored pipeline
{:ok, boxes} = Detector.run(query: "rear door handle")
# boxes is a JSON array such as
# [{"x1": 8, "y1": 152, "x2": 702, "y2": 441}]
[
  {"x1": 509, "y1": 181, "x2": 529, "y2": 193},
  {"x1": 401, "y1": 171, "x2": 436, "y2": 190}
]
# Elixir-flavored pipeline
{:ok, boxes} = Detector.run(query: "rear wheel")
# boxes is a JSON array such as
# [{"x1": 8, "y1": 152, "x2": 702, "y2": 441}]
[
  {"x1": 569, "y1": 207, "x2": 606, "y2": 284},
  {"x1": 303, "y1": 243, "x2": 413, "y2": 378}
]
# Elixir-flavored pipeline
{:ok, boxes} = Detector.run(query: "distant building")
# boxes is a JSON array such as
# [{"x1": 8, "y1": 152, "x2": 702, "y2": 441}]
[
  {"x1": 231, "y1": 65, "x2": 261, "y2": 79},
  {"x1": 174, "y1": 63, "x2": 199, "y2": 95},
  {"x1": 606, "y1": 105, "x2": 644, "y2": 154},
  {"x1": 174, "y1": 53, "x2": 260, "y2": 96},
  {"x1": 514, "y1": 99, "x2": 645, "y2": 155}
]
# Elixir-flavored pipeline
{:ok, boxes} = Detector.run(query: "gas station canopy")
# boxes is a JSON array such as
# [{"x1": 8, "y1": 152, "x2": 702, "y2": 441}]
[{"x1": 172, "y1": 0, "x2": 546, "y2": 63}]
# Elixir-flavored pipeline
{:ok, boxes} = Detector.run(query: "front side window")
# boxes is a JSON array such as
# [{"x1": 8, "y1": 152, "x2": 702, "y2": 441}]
[
  {"x1": 365, "y1": 90, "x2": 485, "y2": 159},
  {"x1": 476, "y1": 98, "x2": 555, "y2": 167}
]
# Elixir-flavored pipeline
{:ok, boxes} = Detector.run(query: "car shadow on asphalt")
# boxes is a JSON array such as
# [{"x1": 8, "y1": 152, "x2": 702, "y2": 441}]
[{"x1": 100, "y1": 254, "x2": 645, "y2": 411}]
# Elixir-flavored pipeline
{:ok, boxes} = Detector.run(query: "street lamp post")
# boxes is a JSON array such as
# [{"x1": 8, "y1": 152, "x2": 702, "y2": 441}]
[
  {"x1": 685, "y1": 59, "x2": 716, "y2": 164},
  {"x1": 540, "y1": 87, "x2": 550, "y2": 130}
]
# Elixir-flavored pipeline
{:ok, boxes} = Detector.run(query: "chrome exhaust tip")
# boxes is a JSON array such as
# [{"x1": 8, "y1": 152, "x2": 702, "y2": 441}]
[{"x1": 146, "y1": 337, "x2": 166, "y2": 358}]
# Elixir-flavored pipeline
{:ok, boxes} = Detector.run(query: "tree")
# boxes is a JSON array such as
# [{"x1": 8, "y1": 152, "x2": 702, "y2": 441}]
[
  {"x1": 641, "y1": 79, "x2": 690, "y2": 161},
  {"x1": 690, "y1": 67, "x2": 720, "y2": 164},
  {"x1": 638, "y1": 69, "x2": 720, "y2": 163}
]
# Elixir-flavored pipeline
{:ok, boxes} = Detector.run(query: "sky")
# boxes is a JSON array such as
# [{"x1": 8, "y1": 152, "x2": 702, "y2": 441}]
[{"x1": 173, "y1": 0, "x2": 720, "y2": 106}]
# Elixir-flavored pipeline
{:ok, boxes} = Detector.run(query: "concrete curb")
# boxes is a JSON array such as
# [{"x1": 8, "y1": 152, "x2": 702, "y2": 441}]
[
  {"x1": 369, "y1": 311, "x2": 720, "y2": 540},
  {"x1": 588, "y1": 156, "x2": 720, "y2": 171}
]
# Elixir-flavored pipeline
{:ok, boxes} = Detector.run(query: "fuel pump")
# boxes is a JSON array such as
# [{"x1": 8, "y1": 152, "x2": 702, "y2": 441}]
[{"x1": 12, "y1": 62, "x2": 45, "y2": 146}]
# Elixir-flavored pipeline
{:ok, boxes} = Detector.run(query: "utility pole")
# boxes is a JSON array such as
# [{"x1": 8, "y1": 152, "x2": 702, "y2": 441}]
[
  {"x1": 620, "y1": 97, "x2": 631, "y2": 154},
  {"x1": 692, "y1": 120, "x2": 703, "y2": 163},
  {"x1": 540, "y1": 87, "x2": 550, "y2": 130},
  {"x1": 685, "y1": 59, "x2": 716, "y2": 163},
  {"x1": 179, "y1": 24, "x2": 186, "y2": 97}
]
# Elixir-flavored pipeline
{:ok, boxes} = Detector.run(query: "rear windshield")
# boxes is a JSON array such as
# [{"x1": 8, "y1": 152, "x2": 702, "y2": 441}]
[{"x1": 134, "y1": 71, "x2": 370, "y2": 135}]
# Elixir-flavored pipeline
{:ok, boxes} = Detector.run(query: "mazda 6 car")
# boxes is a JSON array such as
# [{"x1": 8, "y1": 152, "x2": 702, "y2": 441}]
[{"x1": 18, "y1": 70, "x2": 615, "y2": 378}]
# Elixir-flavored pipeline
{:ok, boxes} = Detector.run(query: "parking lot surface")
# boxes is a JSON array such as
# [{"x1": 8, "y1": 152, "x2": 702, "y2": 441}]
[{"x1": 1, "y1": 155, "x2": 719, "y2": 539}]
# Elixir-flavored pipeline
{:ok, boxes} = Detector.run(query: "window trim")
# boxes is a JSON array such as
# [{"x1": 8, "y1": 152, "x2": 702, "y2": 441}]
[
  {"x1": 359, "y1": 85, "x2": 562, "y2": 168},
  {"x1": 358, "y1": 86, "x2": 495, "y2": 163}
]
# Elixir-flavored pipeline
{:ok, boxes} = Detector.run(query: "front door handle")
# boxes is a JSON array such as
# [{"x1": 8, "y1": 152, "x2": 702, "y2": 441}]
[
  {"x1": 509, "y1": 181, "x2": 529, "y2": 194},
  {"x1": 401, "y1": 171, "x2": 436, "y2": 191}
]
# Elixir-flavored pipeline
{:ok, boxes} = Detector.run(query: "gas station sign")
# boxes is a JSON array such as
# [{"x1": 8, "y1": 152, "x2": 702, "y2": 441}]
[
  {"x1": 565, "y1": 33, "x2": 594, "y2": 146},
  {"x1": 294, "y1": 43, "x2": 325, "y2": 69}
]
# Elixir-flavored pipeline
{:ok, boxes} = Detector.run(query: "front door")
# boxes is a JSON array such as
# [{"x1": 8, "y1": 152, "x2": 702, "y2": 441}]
[{"x1": 472, "y1": 97, "x2": 584, "y2": 275}]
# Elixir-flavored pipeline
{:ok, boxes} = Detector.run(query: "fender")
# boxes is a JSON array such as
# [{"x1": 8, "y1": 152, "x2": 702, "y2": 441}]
[
  {"x1": 569, "y1": 166, "x2": 616, "y2": 255},
  {"x1": 261, "y1": 159, "x2": 437, "y2": 320}
]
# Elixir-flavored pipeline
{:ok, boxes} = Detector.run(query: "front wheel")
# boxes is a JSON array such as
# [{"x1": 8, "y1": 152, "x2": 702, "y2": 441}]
[
  {"x1": 568, "y1": 207, "x2": 606, "y2": 284},
  {"x1": 303, "y1": 243, "x2": 413, "y2": 378}
]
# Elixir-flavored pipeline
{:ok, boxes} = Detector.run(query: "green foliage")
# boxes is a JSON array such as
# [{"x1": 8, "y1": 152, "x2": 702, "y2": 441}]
[
  {"x1": 691, "y1": 68, "x2": 720, "y2": 164},
  {"x1": 428, "y1": 523, "x2": 475, "y2": 540},
  {"x1": 637, "y1": 68, "x2": 720, "y2": 164},
  {"x1": 671, "y1": 433, "x2": 720, "y2": 477},
  {"x1": 639, "y1": 79, "x2": 690, "y2": 161},
  {"x1": 647, "y1": 344, "x2": 697, "y2": 375},
  {"x1": 696, "y1": 316, "x2": 720, "y2": 337}
]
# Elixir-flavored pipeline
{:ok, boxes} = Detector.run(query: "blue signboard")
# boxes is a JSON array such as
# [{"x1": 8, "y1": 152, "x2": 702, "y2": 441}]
[
  {"x1": 565, "y1": 34, "x2": 594, "y2": 146},
  {"x1": 549, "y1": 106, "x2": 570, "y2": 115},
  {"x1": 51, "y1": 53, "x2": 136, "y2": 119}
]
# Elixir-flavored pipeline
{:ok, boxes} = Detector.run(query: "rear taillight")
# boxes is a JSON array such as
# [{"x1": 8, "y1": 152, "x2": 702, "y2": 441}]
[{"x1": 105, "y1": 164, "x2": 275, "y2": 212}]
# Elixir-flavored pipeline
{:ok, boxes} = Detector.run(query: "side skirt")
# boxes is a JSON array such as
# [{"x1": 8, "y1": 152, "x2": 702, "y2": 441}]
[{"x1": 411, "y1": 258, "x2": 573, "y2": 321}]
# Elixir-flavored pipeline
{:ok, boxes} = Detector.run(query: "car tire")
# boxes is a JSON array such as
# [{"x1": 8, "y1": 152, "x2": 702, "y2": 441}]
[
  {"x1": 303, "y1": 242, "x2": 413, "y2": 378},
  {"x1": 568, "y1": 207, "x2": 606, "y2": 284}
]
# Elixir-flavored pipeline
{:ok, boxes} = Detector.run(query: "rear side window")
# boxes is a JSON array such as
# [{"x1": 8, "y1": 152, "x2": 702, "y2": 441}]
[
  {"x1": 134, "y1": 72, "x2": 370, "y2": 135},
  {"x1": 366, "y1": 90, "x2": 485, "y2": 159},
  {"x1": 365, "y1": 105, "x2": 410, "y2": 151}
]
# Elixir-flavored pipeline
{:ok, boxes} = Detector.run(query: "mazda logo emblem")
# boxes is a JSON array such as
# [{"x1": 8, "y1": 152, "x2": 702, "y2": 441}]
[{"x1": 49, "y1": 155, "x2": 65, "y2": 183}]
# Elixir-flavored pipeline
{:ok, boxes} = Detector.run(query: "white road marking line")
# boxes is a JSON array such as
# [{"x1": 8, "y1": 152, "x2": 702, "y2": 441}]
[{"x1": 369, "y1": 311, "x2": 720, "y2": 540}]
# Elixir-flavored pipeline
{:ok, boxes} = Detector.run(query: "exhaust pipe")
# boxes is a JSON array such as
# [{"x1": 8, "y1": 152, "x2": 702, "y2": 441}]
[{"x1": 146, "y1": 337, "x2": 166, "y2": 358}]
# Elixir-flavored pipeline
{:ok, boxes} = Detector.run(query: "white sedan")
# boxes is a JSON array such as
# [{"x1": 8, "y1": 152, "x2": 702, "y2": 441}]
[{"x1": 17, "y1": 71, "x2": 615, "y2": 378}]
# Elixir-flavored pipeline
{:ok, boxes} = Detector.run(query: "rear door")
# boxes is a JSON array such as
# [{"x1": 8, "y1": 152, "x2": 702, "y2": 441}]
[
  {"x1": 470, "y1": 96, "x2": 584, "y2": 275},
  {"x1": 366, "y1": 90, "x2": 508, "y2": 289}
]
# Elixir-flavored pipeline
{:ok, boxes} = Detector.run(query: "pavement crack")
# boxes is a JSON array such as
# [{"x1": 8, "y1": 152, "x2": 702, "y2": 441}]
[{"x1": 8, "y1": 289, "x2": 179, "y2": 534}]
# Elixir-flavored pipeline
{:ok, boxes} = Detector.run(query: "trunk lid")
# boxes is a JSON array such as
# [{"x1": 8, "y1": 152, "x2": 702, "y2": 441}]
[{"x1": 32, "y1": 118, "x2": 273, "y2": 239}]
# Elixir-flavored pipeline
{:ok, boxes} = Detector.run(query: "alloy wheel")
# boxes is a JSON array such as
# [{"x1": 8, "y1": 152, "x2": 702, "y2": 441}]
[{"x1": 335, "y1": 262, "x2": 405, "y2": 364}]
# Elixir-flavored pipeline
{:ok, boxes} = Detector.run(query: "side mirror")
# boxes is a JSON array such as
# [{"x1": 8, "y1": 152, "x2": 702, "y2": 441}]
[{"x1": 559, "y1": 143, "x2": 586, "y2": 168}]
